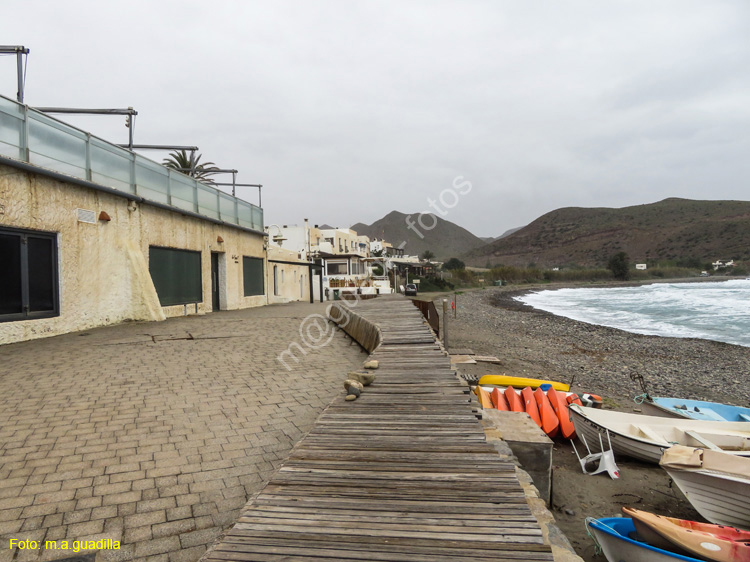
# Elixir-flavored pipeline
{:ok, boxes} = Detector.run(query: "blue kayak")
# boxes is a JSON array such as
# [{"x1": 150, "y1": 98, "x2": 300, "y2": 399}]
[
  {"x1": 647, "y1": 397, "x2": 750, "y2": 422},
  {"x1": 587, "y1": 517, "x2": 703, "y2": 562}
]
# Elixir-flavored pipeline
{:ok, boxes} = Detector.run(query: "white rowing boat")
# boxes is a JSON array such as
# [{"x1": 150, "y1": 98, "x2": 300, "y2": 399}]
[
  {"x1": 660, "y1": 446, "x2": 750, "y2": 530},
  {"x1": 569, "y1": 405, "x2": 750, "y2": 464}
]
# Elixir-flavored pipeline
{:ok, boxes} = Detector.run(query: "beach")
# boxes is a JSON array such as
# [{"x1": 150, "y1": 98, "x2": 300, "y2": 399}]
[{"x1": 446, "y1": 284, "x2": 750, "y2": 560}]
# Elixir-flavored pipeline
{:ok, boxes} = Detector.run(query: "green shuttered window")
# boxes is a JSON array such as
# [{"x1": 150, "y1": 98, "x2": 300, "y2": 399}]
[
  {"x1": 149, "y1": 246, "x2": 202, "y2": 306},
  {"x1": 243, "y1": 257, "x2": 264, "y2": 296}
]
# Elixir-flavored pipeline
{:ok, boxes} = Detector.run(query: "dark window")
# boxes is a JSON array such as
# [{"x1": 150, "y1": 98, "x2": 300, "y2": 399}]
[
  {"x1": 149, "y1": 246, "x2": 202, "y2": 306},
  {"x1": 243, "y1": 257, "x2": 264, "y2": 296},
  {"x1": 0, "y1": 227, "x2": 59, "y2": 322}
]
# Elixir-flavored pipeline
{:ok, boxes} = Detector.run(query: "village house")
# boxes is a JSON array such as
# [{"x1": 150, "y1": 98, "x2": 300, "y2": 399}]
[{"x1": 0, "y1": 94, "x2": 268, "y2": 344}]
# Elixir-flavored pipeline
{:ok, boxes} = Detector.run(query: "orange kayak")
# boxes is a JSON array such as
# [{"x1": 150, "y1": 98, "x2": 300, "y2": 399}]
[
  {"x1": 547, "y1": 387, "x2": 576, "y2": 439},
  {"x1": 534, "y1": 387, "x2": 560, "y2": 437},
  {"x1": 476, "y1": 386, "x2": 493, "y2": 409},
  {"x1": 520, "y1": 386, "x2": 542, "y2": 428},
  {"x1": 490, "y1": 388, "x2": 509, "y2": 411},
  {"x1": 624, "y1": 506, "x2": 750, "y2": 562},
  {"x1": 505, "y1": 387, "x2": 524, "y2": 412}
]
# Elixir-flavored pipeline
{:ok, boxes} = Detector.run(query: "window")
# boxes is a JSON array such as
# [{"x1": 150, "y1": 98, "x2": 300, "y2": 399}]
[
  {"x1": 326, "y1": 262, "x2": 347, "y2": 275},
  {"x1": 0, "y1": 227, "x2": 59, "y2": 322},
  {"x1": 149, "y1": 246, "x2": 202, "y2": 306},
  {"x1": 243, "y1": 257, "x2": 264, "y2": 296}
]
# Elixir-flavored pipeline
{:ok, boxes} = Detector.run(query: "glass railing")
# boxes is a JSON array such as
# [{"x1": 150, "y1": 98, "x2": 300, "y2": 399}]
[{"x1": 0, "y1": 94, "x2": 263, "y2": 231}]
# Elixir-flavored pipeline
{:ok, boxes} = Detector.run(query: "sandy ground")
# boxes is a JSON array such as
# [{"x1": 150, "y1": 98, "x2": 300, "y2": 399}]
[{"x1": 439, "y1": 283, "x2": 750, "y2": 561}]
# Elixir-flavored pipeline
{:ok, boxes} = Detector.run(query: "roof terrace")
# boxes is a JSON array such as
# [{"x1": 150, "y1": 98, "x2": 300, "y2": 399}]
[{"x1": 0, "y1": 94, "x2": 263, "y2": 233}]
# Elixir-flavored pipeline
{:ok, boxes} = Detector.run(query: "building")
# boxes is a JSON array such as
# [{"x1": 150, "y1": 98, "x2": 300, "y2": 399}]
[{"x1": 0, "y1": 94, "x2": 267, "y2": 344}]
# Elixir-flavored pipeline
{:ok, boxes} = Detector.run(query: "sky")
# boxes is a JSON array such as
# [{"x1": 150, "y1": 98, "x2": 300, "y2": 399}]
[{"x1": 2, "y1": 1, "x2": 749, "y2": 237}]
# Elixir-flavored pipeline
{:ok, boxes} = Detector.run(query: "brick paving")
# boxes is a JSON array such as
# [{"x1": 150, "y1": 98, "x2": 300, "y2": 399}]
[{"x1": 0, "y1": 302, "x2": 367, "y2": 562}]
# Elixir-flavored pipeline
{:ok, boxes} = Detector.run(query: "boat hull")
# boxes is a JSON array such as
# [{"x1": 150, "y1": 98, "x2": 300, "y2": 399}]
[
  {"x1": 663, "y1": 467, "x2": 750, "y2": 530},
  {"x1": 587, "y1": 518, "x2": 703, "y2": 562},
  {"x1": 569, "y1": 405, "x2": 750, "y2": 464}
]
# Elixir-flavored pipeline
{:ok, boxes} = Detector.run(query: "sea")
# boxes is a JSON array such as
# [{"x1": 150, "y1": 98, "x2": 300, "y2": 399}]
[{"x1": 515, "y1": 279, "x2": 750, "y2": 348}]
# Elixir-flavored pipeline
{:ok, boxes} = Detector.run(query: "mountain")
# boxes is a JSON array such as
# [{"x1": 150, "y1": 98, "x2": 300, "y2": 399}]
[
  {"x1": 463, "y1": 198, "x2": 750, "y2": 268},
  {"x1": 351, "y1": 211, "x2": 486, "y2": 260}
]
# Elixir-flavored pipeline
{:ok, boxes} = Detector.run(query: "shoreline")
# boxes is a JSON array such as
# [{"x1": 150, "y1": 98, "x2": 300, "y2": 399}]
[{"x1": 447, "y1": 286, "x2": 750, "y2": 561}]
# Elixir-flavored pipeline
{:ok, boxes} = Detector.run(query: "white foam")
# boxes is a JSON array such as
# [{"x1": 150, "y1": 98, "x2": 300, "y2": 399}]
[{"x1": 515, "y1": 281, "x2": 750, "y2": 347}]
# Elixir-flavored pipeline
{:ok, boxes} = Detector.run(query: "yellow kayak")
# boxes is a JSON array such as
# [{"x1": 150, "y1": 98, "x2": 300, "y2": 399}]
[{"x1": 477, "y1": 375, "x2": 569, "y2": 392}]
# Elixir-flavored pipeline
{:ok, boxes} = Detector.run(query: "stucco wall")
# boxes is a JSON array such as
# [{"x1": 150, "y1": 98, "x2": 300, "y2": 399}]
[
  {"x1": 0, "y1": 164, "x2": 266, "y2": 344},
  {"x1": 267, "y1": 247, "x2": 311, "y2": 304}
]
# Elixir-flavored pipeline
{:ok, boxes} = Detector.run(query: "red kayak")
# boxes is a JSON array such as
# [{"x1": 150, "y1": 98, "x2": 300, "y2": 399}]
[
  {"x1": 534, "y1": 387, "x2": 560, "y2": 437},
  {"x1": 520, "y1": 386, "x2": 542, "y2": 428},
  {"x1": 504, "y1": 386, "x2": 524, "y2": 412},
  {"x1": 547, "y1": 387, "x2": 576, "y2": 439},
  {"x1": 490, "y1": 388, "x2": 509, "y2": 410}
]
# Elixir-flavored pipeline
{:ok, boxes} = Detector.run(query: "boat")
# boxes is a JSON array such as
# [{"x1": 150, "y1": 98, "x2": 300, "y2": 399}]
[
  {"x1": 586, "y1": 517, "x2": 705, "y2": 562},
  {"x1": 624, "y1": 507, "x2": 750, "y2": 562},
  {"x1": 520, "y1": 386, "x2": 542, "y2": 427},
  {"x1": 641, "y1": 397, "x2": 750, "y2": 423},
  {"x1": 569, "y1": 404, "x2": 750, "y2": 464},
  {"x1": 534, "y1": 387, "x2": 560, "y2": 437},
  {"x1": 504, "y1": 386, "x2": 524, "y2": 412},
  {"x1": 476, "y1": 386, "x2": 493, "y2": 409},
  {"x1": 477, "y1": 374, "x2": 569, "y2": 392},
  {"x1": 490, "y1": 387, "x2": 509, "y2": 411},
  {"x1": 547, "y1": 387, "x2": 576, "y2": 439},
  {"x1": 660, "y1": 445, "x2": 750, "y2": 529}
]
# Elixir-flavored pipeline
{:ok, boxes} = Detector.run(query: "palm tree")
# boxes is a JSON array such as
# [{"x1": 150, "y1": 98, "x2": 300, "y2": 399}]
[
  {"x1": 162, "y1": 150, "x2": 221, "y2": 184},
  {"x1": 421, "y1": 250, "x2": 435, "y2": 262}
]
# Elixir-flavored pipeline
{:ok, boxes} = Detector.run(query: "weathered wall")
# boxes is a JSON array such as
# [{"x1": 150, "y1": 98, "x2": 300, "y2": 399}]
[
  {"x1": 0, "y1": 164, "x2": 266, "y2": 344},
  {"x1": 267, "y1": 247, "x2": 311, "y2": 304}
]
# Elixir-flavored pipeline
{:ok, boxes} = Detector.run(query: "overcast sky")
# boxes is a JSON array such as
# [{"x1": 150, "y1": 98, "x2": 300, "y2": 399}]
[{"x1": 3, "y1": 1, "x2": 749, "y2": 237}]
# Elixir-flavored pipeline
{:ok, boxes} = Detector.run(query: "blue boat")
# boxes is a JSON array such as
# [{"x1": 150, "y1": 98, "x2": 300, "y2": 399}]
[
  {"x1": 586, "y1": 517, "x2": 703, "y2": 562},
  {"x1": 644, "y1": 397, "x2": 750, "y2": 422}
]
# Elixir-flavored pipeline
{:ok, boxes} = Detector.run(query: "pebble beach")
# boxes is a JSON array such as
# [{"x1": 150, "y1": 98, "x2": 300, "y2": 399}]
[{"x1": 445, "y1": 283, "x2": 750, "y2": 561}]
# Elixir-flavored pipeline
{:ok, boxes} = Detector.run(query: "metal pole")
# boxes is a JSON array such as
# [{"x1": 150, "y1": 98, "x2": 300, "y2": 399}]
[
  {"x1": 442, "y1": 298, "x2": 448, "y2": 349},
  {"x1": 258, "y1": 185, "x2": 262, "y2": 207},
  {"x1": 16, "y1": 50, "x2": 24, "y2": 103},
  {"x1": 128, "y1": 108, "x2": 134, "y2": 150},
  {"x1": 232, "y1": 171, "x2": 237, "y2": 196}
]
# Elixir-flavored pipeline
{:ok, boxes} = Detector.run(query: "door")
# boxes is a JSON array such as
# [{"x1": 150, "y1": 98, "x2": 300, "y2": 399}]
[{"x1": 211, "y1": 252, "x2": 220, "y2": 311}]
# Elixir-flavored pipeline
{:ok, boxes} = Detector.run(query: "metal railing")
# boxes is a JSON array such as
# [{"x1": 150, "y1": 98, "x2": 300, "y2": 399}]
[{"x1": 0, "y1": 94, "x2": 263, "y2": 232}]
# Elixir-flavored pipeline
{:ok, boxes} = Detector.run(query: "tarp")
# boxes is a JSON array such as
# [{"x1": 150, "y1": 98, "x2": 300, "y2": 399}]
[{"x1": 660, "y1": 445, "x2": 750, "y2": 480}]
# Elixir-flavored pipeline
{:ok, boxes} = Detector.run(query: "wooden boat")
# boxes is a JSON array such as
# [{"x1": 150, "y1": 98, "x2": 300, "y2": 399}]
[
  {"x1": 660, "y1": 445, "x2": 750, "y2": 529},
  {"x1": 642, "y1": 397, "x2": 750, "y2": 423},
  {"x1": 520, "y1": 386, "x2": 542, "y2": 427},
  {"x1": 624, "y1": 507, "x2": 750, "y2": 562},
  {"x1": 586, "y1": 517, "x2": 704, "y2": 562},
  {"x1": 490, "y1": 387, "x2": 509, "y2": 411},
  {"x1": 504, "y1": 386, "x2": 524, "y2": 412},
  {"x1": 534, "y1": 387, "x2": 560, "y2": 437},
  {"x1": 477, "y1": 374, "x2": 569, "y2": 392},
  {"x1": 547, "y1": 387, "x2": 576, "y2": 439},
  {"x1": 569, "y1": 404, "x2": 750, "y2": 464}
]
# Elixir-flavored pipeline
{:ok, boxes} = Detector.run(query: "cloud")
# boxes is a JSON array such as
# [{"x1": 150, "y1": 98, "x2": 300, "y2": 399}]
[{"x1": 2, "y1": 1, "x2": 748, "y2": 237}]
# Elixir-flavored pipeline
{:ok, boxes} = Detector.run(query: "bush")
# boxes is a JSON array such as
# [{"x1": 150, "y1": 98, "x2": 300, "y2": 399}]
[{"x1": 607, "y1": 252, "x2": 630, "y2": 280}]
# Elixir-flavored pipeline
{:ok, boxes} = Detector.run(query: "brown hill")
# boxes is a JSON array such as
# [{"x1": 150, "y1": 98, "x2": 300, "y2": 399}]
[
  {"x1": 464, "y1": 198, "x2": 750, "y2": 268},
  {"x1": 351, "y1": 211, "x2": 486, "y2": 260}
]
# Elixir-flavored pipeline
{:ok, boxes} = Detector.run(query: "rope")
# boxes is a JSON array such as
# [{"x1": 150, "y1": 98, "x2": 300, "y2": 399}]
[
  {"x1": 584, "y1": 517, "x2": 603, "y2": 556},
  {"x1": 634, "y1": 393, "x2": 649, "y2": 404}
]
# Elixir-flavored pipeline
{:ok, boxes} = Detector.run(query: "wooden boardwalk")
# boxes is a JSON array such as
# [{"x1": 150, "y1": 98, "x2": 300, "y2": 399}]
[{"x1": 205, "y1": 296, "x2": 553, "y2": 562}]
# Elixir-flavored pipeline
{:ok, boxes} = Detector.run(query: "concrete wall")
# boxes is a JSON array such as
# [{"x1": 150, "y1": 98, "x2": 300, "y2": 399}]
[
  {"x1": 0, "y1": 163, "x2": 266, "y2": 344},
  {"x1": 267, "y1": 247, "x2": 311, "y2": 304}
]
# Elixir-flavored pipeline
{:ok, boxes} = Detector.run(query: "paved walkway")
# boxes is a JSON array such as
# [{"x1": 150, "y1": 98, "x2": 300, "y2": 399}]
[{"x1": 0, "y1": 302, "x2": 367, "y2": 562}]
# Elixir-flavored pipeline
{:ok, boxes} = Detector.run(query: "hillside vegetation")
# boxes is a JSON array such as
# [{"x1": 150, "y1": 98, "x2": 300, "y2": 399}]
[
  {"x1": 464, "y1": 198, "x2": 750, "y2": 268},
  {"x1": 352, "y1": 210, "x2": 486, "y2": 260}
]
